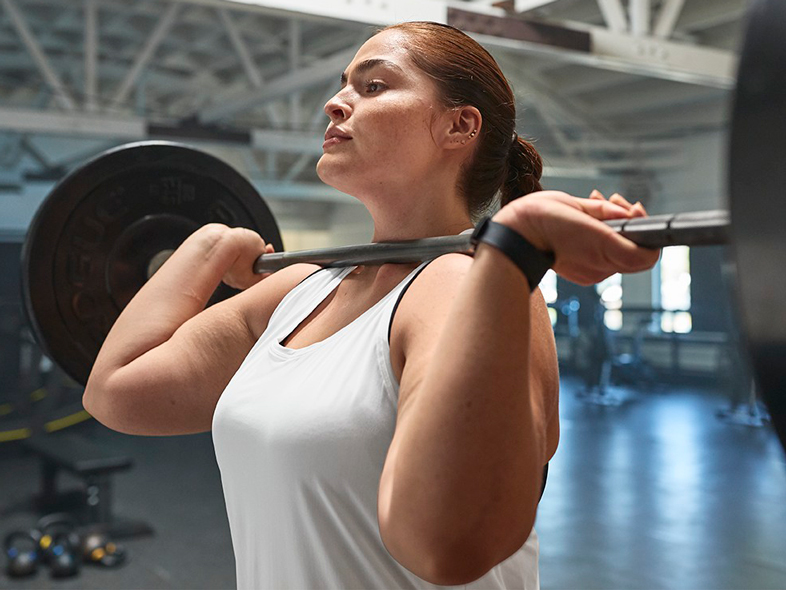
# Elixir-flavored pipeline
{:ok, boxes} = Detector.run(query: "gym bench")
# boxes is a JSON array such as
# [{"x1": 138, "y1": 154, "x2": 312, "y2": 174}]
[{"x1": 23, "y1": 432, "x2": 153, "y2": 538}]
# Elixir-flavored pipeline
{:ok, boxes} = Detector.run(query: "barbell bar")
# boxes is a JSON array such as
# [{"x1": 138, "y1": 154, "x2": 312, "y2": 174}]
[
  {"x1": 17, "y1": 0, "x2": 786, "y2": 453},
  {"x1": 252, "y1": 210, "x2": 731, "y2": 273}
]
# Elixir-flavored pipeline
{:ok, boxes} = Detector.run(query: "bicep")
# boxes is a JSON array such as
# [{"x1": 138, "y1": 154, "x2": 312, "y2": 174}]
[
  {"x1": 380, "y1": 255, "x2": 559, "y2": 578},
  {"x1": 393, "y1": 255, "x2": 472, "y2": 419},
  {"x1": 84, "y1": 264, "x2": 317, "y2": 435},
  {"x1": 393, "y1": 262, "x2": 558, "y2": 458},
  {"x1": 98, "y1": 301, "x2": 253, "y2": 435}
]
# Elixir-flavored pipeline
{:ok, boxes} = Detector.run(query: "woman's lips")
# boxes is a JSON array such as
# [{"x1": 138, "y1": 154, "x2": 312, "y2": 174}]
[
  {"x1": 322, "y1": 136, "x2": 351, "y2": 149},
  {"x1": 323, "y1": 126, "x2": 352, "y2": 149}
]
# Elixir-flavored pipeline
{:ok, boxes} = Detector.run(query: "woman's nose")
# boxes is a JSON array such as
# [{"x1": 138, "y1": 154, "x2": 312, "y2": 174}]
[{"x1": 324, "y1": 92, "x2": 351, "y2": 121}]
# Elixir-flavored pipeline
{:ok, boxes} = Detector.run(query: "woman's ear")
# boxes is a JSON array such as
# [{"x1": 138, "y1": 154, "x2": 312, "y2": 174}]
[{"x1": 441, "y1": 106, "x2": 482, "y2": 150}]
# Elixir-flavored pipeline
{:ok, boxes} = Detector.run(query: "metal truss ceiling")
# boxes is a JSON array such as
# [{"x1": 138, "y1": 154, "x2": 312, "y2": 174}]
[{"x1": 0, "y1": 0, "x2": 752, "y2": 209}]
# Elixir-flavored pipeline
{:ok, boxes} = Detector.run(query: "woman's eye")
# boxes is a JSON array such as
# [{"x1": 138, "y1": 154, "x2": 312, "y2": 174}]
[{"x1": 365, "y1": 81, "x2": 384, "y2": 93}]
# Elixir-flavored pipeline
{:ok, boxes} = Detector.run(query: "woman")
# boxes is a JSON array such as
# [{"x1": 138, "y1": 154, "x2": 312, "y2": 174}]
[{"x1": 83, "y1": 22, "x2": 658, "y2": 589}]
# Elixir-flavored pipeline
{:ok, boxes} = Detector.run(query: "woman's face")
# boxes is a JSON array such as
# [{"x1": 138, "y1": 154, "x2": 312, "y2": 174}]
[{"x1": 316, "y1": 30, "x2": 450, "y2": 199}]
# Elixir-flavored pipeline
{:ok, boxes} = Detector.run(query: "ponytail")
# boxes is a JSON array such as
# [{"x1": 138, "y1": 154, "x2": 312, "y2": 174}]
[{"x1": 501, "y1": 134, "x2": 543, "y2": 207}]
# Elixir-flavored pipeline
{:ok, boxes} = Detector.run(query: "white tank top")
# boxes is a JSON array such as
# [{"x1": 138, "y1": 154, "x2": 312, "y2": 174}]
[{"x1": 212, "y1": 264, "x2": 540, "y2": 589}]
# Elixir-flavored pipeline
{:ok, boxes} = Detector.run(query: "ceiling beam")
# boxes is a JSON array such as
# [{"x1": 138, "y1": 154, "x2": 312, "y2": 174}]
[
  {"x1": 629, "y1": 0, "x2": 650, "y2": 36},
  {"x1": 218, "y1": 7, "x2": 264, "y2": 88},
  {"x1": 111, "y1": 2, "x2": 180, "y2": 108},
  {"x1": 513, "y1": 0, "x2": 560, "y2": 13},
  {"x1": 0, "y1": 106, "x2": 146, "y2": 138},
  {"x1": 217, "y1": 7, "x2": 286, "y2": 128},
  {"x1": 224, "y1": 0, "x2": 446, "y2": 26},
  {"x1": 451, "y1": 7, "x2": 736, "y2": 89},
  {"x1": 653, "y1": 0, "x2": 686, "y2": 39},
  {"x1": 596, "y1": 0, "x2": 628, "y2": 33},
  {"x1": 1, "y1": 0, "x2": 77, "y2": 110},
  {"x1": 198, "y1": 45, "x2": 357, "y2": 123}
]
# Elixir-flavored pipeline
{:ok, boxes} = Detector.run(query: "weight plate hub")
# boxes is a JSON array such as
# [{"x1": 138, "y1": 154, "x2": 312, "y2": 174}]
[{"x1": 22, "y1": 141, "x2": 283, "y2": 386}]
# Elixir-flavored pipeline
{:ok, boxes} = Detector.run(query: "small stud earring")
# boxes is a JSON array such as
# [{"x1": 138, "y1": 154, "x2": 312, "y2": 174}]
[{"x1": 469, "y1": 130, "x2": 477, "y2": 138}]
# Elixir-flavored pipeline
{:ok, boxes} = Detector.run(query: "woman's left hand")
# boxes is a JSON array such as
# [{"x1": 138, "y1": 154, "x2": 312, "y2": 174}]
[{"x1": 493, "y1": 189, "x2": 661, "y2": 285}]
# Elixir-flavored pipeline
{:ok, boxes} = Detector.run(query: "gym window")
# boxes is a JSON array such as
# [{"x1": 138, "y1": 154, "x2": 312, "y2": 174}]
[
  {"x1": 659, "y1": 245, "x2": 692, "y2": 333},
  {"x1": 596, "y1": 273, "x2": 623, "y2": 331}
]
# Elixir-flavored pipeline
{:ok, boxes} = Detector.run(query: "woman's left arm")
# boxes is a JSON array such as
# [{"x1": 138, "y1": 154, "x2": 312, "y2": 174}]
[{"x1": 377, "y1": 191, "x2": 660, "y2": 585}]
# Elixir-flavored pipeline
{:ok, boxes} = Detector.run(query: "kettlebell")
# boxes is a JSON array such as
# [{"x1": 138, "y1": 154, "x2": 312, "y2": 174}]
[
  {"x1": 81, "y1": 529, "x2": 127, "y2": 568},
  {"x1": 45, "y1": 530, "x2": 81, "y2": 578},
  {"x1": 4, "y1": 530, "x2": 41, "y2": 578},
  {"x1": 36, "y1": 513, "x2": 81, "y2": 578}
]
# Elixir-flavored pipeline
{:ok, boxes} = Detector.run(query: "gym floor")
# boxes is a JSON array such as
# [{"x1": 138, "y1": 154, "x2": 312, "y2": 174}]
[{"x1": 1, "y1": 377, "x2": 784, "y2": 590}]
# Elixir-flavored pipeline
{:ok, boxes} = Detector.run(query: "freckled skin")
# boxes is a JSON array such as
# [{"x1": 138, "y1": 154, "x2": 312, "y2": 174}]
[{"x1": 316, "y1": 31, "x2": 455, "y2": 219}]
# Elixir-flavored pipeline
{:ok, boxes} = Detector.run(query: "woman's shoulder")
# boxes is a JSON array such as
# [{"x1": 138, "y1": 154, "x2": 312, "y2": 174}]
[
  {"x1": 401, "y1": 253, "x2": 473, "y2": 305},
  {"x1": 390, "y1": 251, "x2": 551, "y2": 348},
  {"x1": 388, "y1": 253, "x2": 474, "y2": 380},
  {"x1": 415, "y1": 252, "x2": 475, "y2": 285}
]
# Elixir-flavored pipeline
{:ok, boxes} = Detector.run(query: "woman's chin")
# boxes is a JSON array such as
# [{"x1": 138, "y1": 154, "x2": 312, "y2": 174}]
[
  {"x1": 315, "y1": 157, "x2": 335, "y2": 184},
  {"x1": 316, "y1": 161, "x2": 354, "y2": 195}
]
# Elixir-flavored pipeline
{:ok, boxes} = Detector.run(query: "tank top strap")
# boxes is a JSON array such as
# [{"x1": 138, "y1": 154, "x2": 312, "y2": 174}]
[
  {"x1": 265, "y1": 266, "x2": 354, "y2": 342},
  {"x1": 265, "y1": 259, "x2": 439, "y2": 351}
]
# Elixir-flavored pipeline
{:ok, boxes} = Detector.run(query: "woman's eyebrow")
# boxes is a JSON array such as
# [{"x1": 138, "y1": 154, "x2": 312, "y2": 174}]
[{"x1": 340, "y1": 58, "x2": 404, "y2": 85}]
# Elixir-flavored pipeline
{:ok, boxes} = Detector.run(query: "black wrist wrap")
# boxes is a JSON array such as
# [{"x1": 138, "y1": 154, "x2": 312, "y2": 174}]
[{"x1": 470, "y1": 217, "x2": 555, "y2": 291}]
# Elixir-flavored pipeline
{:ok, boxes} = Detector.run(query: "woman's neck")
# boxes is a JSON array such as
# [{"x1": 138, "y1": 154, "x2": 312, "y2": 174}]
[{"x1": 364, "y1": 189, "x2": 474, "y2": 242}]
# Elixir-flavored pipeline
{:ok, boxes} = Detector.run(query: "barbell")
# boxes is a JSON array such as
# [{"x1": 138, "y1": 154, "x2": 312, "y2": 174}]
[{"x1": 17, "y1": 0, "x2": 786, "y2": 451}]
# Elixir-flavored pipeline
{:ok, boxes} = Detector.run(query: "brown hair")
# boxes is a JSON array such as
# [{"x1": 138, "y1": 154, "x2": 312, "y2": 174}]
[{"x1": 381, "y1": 21, "x2": 543, "y2": 219}]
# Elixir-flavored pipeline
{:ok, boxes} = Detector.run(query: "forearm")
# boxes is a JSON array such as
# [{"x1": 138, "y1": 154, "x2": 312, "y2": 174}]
[
  {"x1": 82, "y1": 224, "x2": 258, "y2": 434},
  {"x1": 91, "y1": 224, "x2": 240, "y2": 375},
  {"x1": 380, "y1": 244, "x2": 546, "y2": 581}
]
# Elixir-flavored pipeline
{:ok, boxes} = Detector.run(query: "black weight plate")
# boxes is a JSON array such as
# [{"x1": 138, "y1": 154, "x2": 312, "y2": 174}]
[
  {"x1": 22, "y1": 141, "x2": 283, "y2": 386},
  {"x1": 729, "y1": 0, "x2": 786, "y2": 451}
]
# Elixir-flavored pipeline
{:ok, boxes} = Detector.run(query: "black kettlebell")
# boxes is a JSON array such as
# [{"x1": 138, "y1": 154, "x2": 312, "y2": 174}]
[
  {"x1": 36, "y1": 513, "x2": 81, "y2": 578},
  {"x1": 4, "y1": 529, "x2": 41, "y2": 578},
  {"x1": 81, "y1": 529, "x2": 127, "y2": 568},
  {"x1": 46, "y1": 530, "x2": 81, "y2": 578}
]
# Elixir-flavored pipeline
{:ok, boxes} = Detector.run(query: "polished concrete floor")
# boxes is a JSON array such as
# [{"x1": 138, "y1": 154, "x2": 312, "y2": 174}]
[
  {"x1": 537, "y1": 378, "x2": 786, "y2": 589},
  {"x1": 1, "y1": 377, "x2": 784, "y2": 589}
]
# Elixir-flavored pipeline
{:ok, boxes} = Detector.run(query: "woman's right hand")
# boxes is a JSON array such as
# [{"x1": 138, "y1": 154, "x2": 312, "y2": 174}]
[
  {"x1": 493, "y1": 189, "x2": 661, "y2": 286},
  {"x1": 181, "y1": 224, "x2": 275, "y2": 290},
  {"x1": 213, "y1": 225, "x2": 276, "y2": 289}
]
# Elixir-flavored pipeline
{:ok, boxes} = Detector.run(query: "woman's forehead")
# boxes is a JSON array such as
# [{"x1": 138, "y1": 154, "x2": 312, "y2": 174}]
[{"x1": 349, "y1": 30, "x2": 411, "y2": 71}]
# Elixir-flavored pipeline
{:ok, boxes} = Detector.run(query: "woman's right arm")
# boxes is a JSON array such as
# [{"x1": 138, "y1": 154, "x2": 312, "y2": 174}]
[{"x1": 82, "y1": 224, "x2": 315, "y2": 436}]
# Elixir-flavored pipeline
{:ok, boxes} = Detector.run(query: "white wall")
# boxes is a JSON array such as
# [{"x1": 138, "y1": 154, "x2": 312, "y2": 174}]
[{"x1": 650, "y1": 131, "x2": 728, "y2": 214}]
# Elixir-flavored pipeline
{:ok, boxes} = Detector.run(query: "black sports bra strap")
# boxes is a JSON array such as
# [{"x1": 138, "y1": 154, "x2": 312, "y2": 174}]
[{"x1": 387, "y1": 261, "x2": 435, "y2": 344}]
